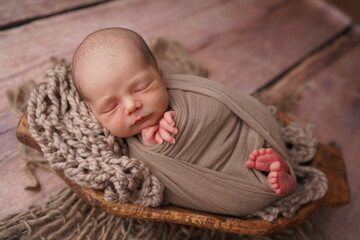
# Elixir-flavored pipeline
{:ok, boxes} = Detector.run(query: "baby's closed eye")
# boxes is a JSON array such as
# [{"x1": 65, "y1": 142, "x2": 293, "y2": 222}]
[
  {"x1": 134, "y1": 80, "x2": 152, "y2": 93},
  {"x1": 101, "y1": 102, "x2": 118, "y2": 114}
]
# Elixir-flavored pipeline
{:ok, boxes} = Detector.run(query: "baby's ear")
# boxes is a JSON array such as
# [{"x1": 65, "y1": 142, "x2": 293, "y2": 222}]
[{"x1": 157, "y1": 63, "x2": 162, "y2": 75}]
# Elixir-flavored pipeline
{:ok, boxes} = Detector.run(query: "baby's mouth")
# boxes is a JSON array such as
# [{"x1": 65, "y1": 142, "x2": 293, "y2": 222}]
[{"x1": 133, "y1": 114, "x2": 152, "y2": 126}]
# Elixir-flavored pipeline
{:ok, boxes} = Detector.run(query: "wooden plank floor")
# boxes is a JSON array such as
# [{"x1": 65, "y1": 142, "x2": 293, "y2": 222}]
[
  {"x1": 0, "y1": 0, "x2": 358, "y2": 239},
  {"x1": 0, "y1": 0, "x2": 107, "y2": 28},
  {"x1": 256, "y1": 25, "x2": 360, "y2": 240},
  {"x1": 327, "y1": 0, "x2": 360, "y2": 22}
]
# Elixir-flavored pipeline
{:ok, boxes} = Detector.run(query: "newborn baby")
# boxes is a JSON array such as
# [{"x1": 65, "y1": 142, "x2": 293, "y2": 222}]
[{"x1": 71, "y1": 27, "x2": 296, "y2": 215}]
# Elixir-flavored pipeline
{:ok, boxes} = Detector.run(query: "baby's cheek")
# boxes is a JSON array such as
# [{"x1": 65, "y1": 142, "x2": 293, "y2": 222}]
[
  {"x1": 110, "y1": 118, "x2": 125, "y2": 135},
  {"x1": 154, "y1": 94, "x2": 168, "y2": 112},
  {"x1": 99, "y1": 116, "x2": 120, "y2": 135}
]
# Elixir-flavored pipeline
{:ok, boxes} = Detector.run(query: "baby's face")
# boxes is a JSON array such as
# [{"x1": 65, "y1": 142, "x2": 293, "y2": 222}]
[{"x1": 77, "y1": 47, "x2": 169, "y2": 138}]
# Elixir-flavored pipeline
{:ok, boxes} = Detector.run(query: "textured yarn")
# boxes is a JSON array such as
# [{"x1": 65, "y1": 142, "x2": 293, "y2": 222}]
[
  {"x1": 0, "y1": 188, "x2": 325, "y2": 240},
  {"x1": 27, "y1": 64, "x2": 163, "y2": 207}
]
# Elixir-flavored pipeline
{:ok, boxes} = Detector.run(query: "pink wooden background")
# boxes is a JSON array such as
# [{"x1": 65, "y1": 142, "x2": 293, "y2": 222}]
[{"x1": 0, "y1": 0, "x2": 359, "y2": 239}]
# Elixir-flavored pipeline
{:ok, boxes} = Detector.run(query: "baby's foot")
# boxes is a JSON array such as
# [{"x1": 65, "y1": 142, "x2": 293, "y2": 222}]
[
  {"x1": 268, "y1": 161, "x2": 296, "y2": 194},
  {"x1": 245, "y1": 148, "x2": 289, "y2": 172}
]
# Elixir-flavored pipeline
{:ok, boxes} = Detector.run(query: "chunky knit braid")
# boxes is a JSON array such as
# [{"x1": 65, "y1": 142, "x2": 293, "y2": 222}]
[{"x1": 27, "y1": 64, "x2": 163, "y2": 207}]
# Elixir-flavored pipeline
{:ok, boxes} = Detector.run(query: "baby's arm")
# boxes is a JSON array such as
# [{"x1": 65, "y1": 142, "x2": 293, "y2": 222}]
[{"x1": 141, "y1": 111, "x2": 178, "y2": 146}]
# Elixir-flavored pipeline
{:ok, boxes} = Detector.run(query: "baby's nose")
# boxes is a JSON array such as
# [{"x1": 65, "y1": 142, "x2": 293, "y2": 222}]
[{"x1": 124, "y1": 98, "x2": 142, "y2": 115}]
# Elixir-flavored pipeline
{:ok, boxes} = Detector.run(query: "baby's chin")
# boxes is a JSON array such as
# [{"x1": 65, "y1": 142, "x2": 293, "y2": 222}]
[
  {"x1": 111, "y1": 132, "x2": 138, "y2": 138},
  {"x1": 105, "y1": 126, "x2": 138, "y2": 138},
  {"x1": 109, "y1": 125, "x2": 150, "y2": 138},
  {"x1": 107, "y1": 113, "x2": 164, "y2": 138}
]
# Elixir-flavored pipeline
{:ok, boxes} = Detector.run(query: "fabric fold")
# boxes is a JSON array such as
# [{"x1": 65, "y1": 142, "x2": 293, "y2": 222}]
[{"x1": 127, "y1": 74, "x2": 296, "y2": 216}]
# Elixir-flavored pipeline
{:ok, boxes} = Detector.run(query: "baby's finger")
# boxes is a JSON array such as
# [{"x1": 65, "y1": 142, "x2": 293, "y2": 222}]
[
  {"x1": 141, "y1": 125, "x2": 159, "y2": 146},
  {"x1": 164, "y1": 111, "x2": 176, "y2": 126},
  {"x1": 155, "y1": 132, "x2": 164, "y2": 144},
  {"x1": 141, "y1": 126, "x2": 159, "y2": 144},
  {"x1": 159, "y1": 118, "x2": 178, "y2": 134},
  {"x1": 159, "y1": 128, "x2": 176, "y2": 144},
  {"x1": 141, "y1": 125, "x2": 159, "y2": 139}
]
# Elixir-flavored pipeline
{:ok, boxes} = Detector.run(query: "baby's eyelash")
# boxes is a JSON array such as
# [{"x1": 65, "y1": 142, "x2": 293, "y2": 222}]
[
  {"x1": 134, "y1": 81, "x2": 151, "y2": 93},
  {"x1": 102, "y1": 103, "x2": 118, "y2": 114}
]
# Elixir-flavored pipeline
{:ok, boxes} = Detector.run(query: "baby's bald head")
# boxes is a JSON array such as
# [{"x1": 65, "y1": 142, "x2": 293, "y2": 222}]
[
  {"x1": 70, "y1": 28, "x2": 168, "y2": 138},
  {"x1": 71, "y1": 27, "x2": 158, "y2": 99}
]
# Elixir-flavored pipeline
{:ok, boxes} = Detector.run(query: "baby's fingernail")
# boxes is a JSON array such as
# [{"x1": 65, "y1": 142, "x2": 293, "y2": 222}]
[
  {"x1": 173, "y1": 128, "x2": 178, "y2": 134},
  {"x1": 171, "y1": 139, "x2": 176, "y2": 144}
]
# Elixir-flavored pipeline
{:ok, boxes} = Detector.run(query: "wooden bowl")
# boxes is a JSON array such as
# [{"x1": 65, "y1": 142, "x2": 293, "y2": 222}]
[{"x1": 16, "y1": 111, "x2": 350, "y2": 235}]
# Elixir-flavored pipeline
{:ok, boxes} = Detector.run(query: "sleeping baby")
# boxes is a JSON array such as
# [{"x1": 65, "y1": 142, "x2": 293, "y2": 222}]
[{"x1": 71, "y1": 27, "x2": 296, "y2": 216}]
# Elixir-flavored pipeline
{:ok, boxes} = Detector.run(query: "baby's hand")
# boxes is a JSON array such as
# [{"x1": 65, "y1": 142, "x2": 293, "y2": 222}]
[
  {"x1": 158, "y1": 111, "x2": 178, "y2": 144},
  {"x1": 141, "y1": 111, "x2": 178, "y2": 146},
  {"x1": 141, "y1": 125, "x2": 162, "y2": 146}
]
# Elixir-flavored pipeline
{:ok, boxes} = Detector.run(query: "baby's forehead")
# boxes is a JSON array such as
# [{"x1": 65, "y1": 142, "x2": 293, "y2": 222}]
[
  {"x1": 76, "y1": 36, "x2": 144, "y2": 68},
  {"x1": 74, "y1": 47, "x2": 147, "y2": 86},
  {"x1": 82, "y1": 30, "x2": 139, "y2": 52},
  {"x1": 72, "y1": 28, "x2": 155, "y2": 93}
]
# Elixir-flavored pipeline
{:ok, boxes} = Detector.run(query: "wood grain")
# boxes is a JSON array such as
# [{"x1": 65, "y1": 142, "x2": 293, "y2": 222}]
[
  {"x1": 0, "y1": 0, "x2": 351, "y2": 112},
  {"x1": 0, "y1": 0, "x2": 351, "y2": 176},
  {"x1": 0, "y1": 0, "x2": 108, "y2": 28},
  {"x1": 327, "y1": 0, "x2": 360, "y2": 22},
  {"x1": 0, "y1": 0, "x2": 354, "y2": 236},
  {"x1": 256, "y1": 25, "x2": 360, "y2": 240},
  {"x1": 15, "y1": 111, "x2": 350, "y2": 235}
]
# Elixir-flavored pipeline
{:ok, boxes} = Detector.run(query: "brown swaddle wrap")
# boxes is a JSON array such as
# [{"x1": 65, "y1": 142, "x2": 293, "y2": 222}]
[{"x1": 127, "y1": 74, "x2": 296, "y2": 216}]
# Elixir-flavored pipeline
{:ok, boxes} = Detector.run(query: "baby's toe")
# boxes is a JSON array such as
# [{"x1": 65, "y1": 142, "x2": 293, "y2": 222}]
[
  {"x1": 270, "y1": 177, "x2": 277, "y2": 184},
  {"x1": 245, "y1": 160, "x2": 253, "y2": 168},
  {"x1": 252, "y1": 149, "x2": 259, "y2": 157},
  {"x1": 259, "y1": 148, "x2": 266, "y2": 155},
  {"x1": 269, "y1": 171, "x2": 278, "y2": 178},
  {"x1": 266, "y1": 148, "x2": 273, "y2": 154}
]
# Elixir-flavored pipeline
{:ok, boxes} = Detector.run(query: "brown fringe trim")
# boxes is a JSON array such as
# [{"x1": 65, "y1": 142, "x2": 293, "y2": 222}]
[{"x1": 0, "y1": 187, "x2": 324, "y2": 240}]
